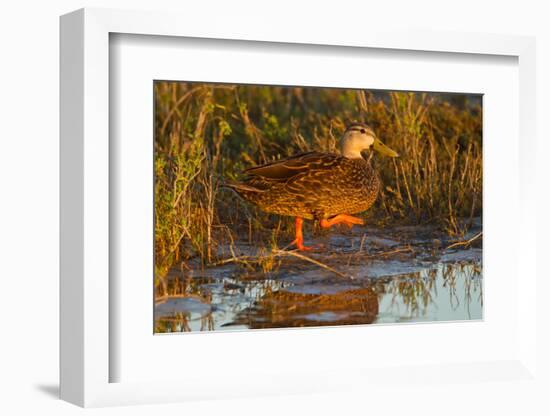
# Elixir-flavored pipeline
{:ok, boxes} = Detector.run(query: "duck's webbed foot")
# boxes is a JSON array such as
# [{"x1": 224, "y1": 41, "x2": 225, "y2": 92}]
[
  {"x1": 320, "y1": 214, "x2": 364, "y2": 229},
  {"x1": 290, "y1": 239, "x2": 323, "y2": 251}
]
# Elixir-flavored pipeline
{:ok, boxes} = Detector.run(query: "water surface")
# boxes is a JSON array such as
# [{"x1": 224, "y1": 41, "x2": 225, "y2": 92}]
[{"x1": 155, "y1": 224, "x2": 483, "y2": 333}]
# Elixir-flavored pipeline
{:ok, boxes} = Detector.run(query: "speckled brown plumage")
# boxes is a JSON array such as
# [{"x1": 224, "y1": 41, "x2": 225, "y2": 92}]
[{"x1": 227, "y1": 151, "x2": 380, "y2": 220}]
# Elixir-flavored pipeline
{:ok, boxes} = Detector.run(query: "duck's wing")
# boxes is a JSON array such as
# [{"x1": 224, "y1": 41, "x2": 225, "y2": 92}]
[{"x1": 243, "y1": 152, "x2": 341, "y2": 181}]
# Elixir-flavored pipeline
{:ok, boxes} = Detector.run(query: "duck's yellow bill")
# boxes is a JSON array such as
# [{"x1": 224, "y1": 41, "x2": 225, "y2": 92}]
[{"x1": 373, "y1": 138, "x2": 399, "y2": 157}]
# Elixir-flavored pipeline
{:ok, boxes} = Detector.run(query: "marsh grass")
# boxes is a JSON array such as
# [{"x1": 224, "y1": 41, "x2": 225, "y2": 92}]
[{"x1": 154, "y1": 82, "x2": 482, "y2": 294}]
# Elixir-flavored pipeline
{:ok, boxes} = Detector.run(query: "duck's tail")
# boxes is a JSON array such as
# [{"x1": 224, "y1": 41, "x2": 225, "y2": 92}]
[{"x1": 222, "y1": 180, "x2": 264, "y2": 193}]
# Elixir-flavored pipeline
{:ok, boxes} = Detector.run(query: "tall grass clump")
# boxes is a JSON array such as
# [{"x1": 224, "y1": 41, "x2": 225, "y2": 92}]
[
  {"x1": 154, "y1": 82, "x2": 482, "y2": 291},
  {"x1": 372, "y1": 92, "x2": 482, "y2": 235}
]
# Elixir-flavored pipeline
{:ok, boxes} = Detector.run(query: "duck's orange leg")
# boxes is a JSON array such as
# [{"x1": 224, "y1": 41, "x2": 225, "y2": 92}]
[
  {"x1": 290, "y1": 217, "x2": 322, "y2": 251},
  {"x1": 291, "y1": 217, "x2": 311, "y2": 251},
  {"x1": 320, "y1": 214, "x2": 364, "y2": 229}
]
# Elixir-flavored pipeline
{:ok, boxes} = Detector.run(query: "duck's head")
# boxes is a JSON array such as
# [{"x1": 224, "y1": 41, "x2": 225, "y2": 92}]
[{"x1": 341, "y1": 123, "x2": 399, "y2": 159}]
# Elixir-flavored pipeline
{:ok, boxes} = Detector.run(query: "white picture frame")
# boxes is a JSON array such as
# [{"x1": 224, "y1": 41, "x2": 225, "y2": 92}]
[{"x1": 60, "y1": 7, "x2": 538, "y2": 407}]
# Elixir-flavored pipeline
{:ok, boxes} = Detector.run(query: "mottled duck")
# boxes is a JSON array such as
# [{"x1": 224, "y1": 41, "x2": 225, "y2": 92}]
[{"x1": 227, "y1": 123, "x2": 399, "y2": 250}]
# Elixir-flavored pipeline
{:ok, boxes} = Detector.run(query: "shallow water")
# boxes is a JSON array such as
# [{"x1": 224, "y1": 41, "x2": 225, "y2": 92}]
[{"x1": 154, "y1": 225, "x2": 482, "y2": 333}]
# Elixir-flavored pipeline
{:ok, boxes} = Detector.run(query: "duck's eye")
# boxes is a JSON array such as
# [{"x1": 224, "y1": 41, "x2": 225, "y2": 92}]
[{"x1": 360, "y1": 128, "x2": 366, "y2": 134}]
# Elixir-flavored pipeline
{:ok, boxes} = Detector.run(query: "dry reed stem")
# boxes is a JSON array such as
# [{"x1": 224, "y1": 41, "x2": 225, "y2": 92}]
[
  {"x1": 271, "y1": 249, "x2": 353, "y2": 279},
  {"x1": 365, "y1": 246, "x2": 415, "y2": 259},
  {"x1": 445, "y1": 232, "x2": 483, "y2": 250},
  {"x1": 160, "y1": 86, "x2": 203, "y2": 136}
]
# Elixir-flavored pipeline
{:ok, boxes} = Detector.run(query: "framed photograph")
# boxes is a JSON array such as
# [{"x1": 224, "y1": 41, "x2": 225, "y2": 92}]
[{"x1": 60, "y1": 8, "x2": 538, "y2": 407}]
